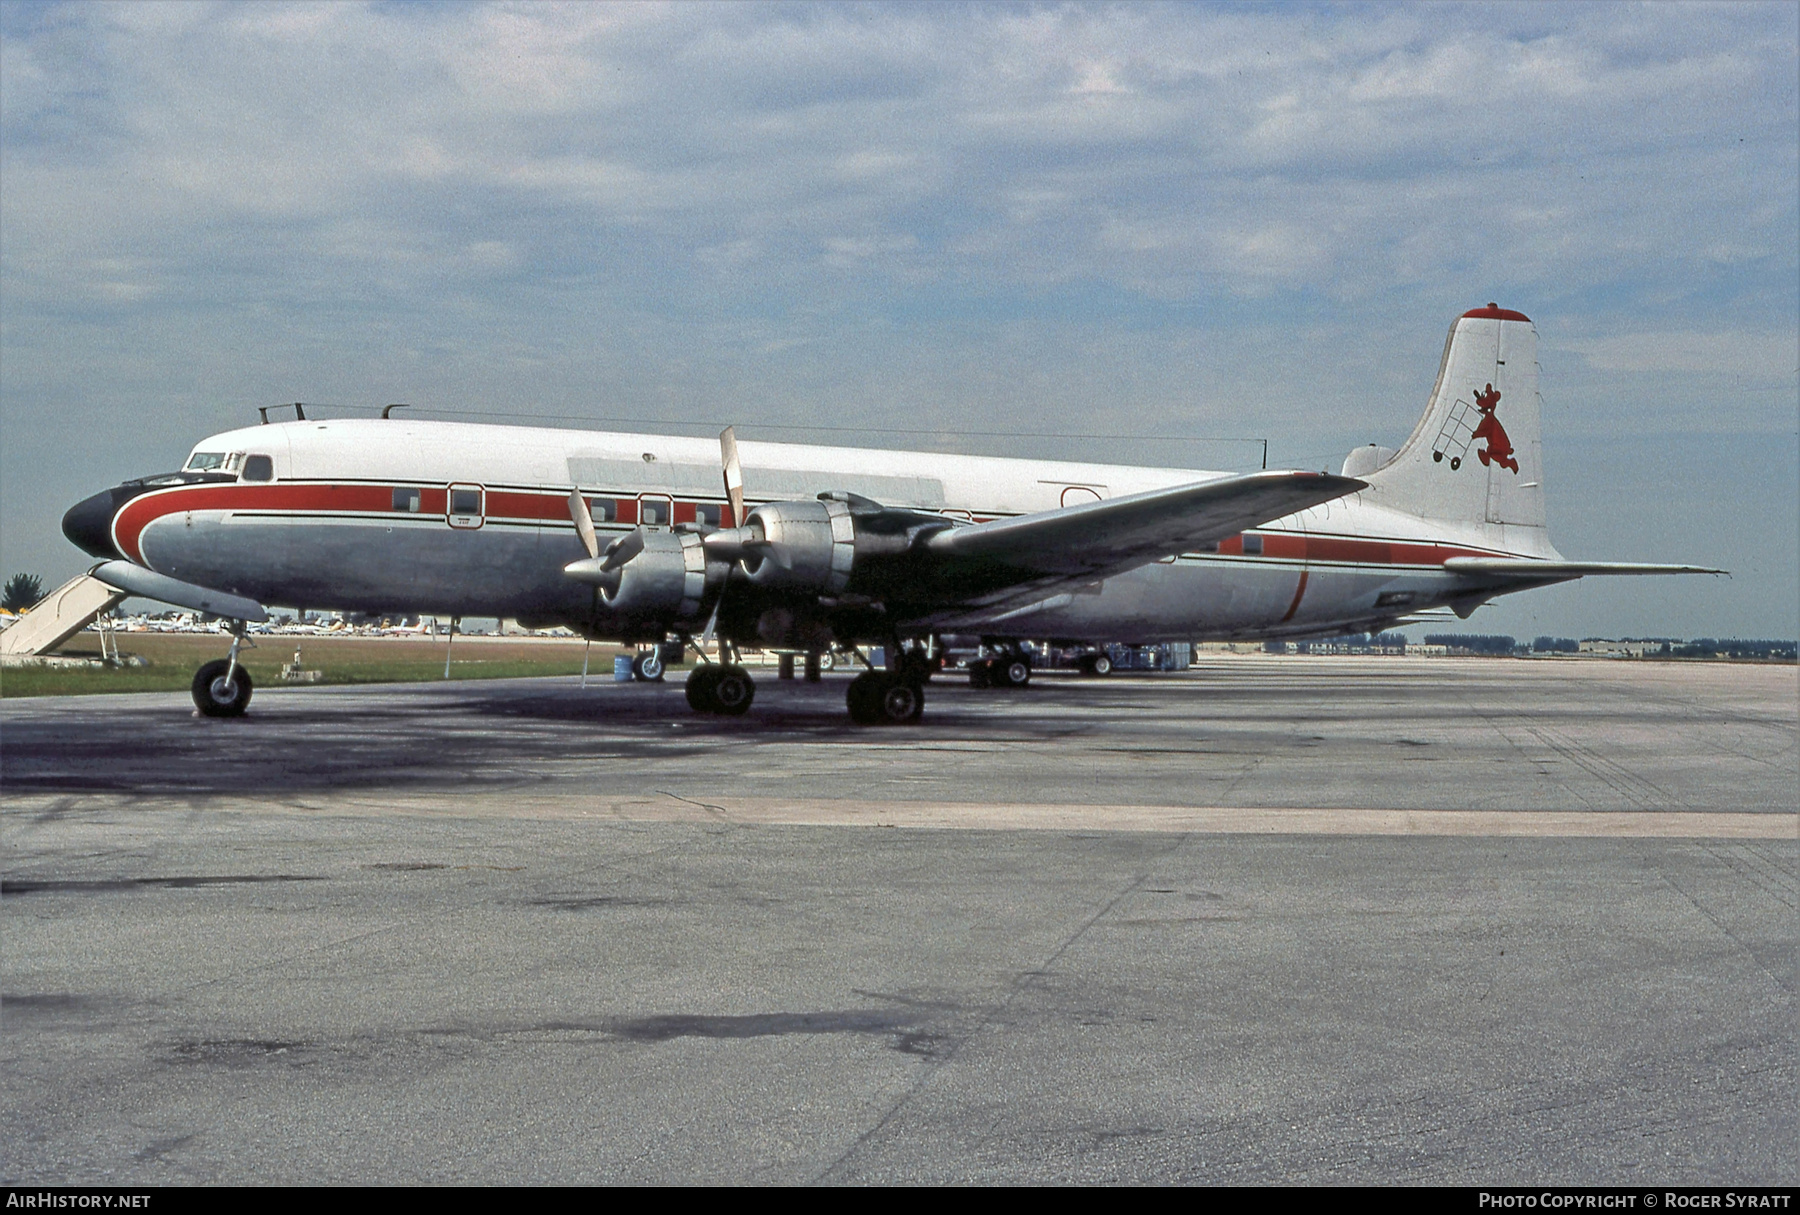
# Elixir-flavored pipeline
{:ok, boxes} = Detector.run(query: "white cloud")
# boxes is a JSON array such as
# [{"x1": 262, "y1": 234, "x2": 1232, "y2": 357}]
[
  {"x1": 1557, "y1": 331, "x2": 1799, "y2": 378},
  {"x1": 3, "y1": 1, "x2": 1792, "y2": 310},
  {"x1": 1, "y1": 1, "x2": 1795, "y2": 633}
]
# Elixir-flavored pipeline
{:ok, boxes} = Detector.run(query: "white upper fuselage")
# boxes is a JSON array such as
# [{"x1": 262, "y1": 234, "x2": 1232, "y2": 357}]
[{"x1": 175, "y1": 416, "x2": 1549, "y2": 552}]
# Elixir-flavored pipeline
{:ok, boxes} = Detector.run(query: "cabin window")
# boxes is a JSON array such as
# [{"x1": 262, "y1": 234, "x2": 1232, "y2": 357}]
[
  {"x1": 186, "y1": 452, "x2": 228, "y2": 471},
  {"x1": 242, "y1": 454, "x2": 274, "y2": 482},
  {"x1": 447, "y1": 484, "x2": 484, "y2": 530},
  {"x1": 587, "y1": 497, "x2": 615, "y2": 523},
  {"x1": 638, "y1": 494, "x2": 673, "y2": 527},
  {"x1": 694, "y1": 503, "x2": 721, "y2": 528},
  {"x1": 1243, "y1": 533, "x2": 1264, "y2": 555},
  {"x1": 392, "y1": 488, "x2": 422, "y2": 512}
]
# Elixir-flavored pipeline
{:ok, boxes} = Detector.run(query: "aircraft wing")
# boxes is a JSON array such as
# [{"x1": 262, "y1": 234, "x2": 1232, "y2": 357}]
[
  {"x1": 911, "y1": 470, "x2": 1364, "y2": 623},
  {"x1": 926, "y1": 470, "x2": 1364, "y2": 575},
  {"x1": 1443, "y1": 558, "x2": 1727, "y2": 580}
]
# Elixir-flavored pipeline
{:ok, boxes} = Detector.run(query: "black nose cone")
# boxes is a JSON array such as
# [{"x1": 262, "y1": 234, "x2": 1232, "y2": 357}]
[{"x1": 62, "y1": 489, "x2": 122, "y2": 559}]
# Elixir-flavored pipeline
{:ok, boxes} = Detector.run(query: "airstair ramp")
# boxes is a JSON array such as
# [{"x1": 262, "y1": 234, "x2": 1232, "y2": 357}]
[{"x1": 0, "y1": 574, "x2": 127, "y2": 658}]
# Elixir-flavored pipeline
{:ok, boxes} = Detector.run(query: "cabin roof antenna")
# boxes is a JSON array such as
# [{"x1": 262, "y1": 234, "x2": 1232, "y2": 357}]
[
  {"x1": 257, "y1": 402, "x2": 307, "y2": 425},
  {"x1": 381, "y1": 403, "x2": 412, "y2": 419}
]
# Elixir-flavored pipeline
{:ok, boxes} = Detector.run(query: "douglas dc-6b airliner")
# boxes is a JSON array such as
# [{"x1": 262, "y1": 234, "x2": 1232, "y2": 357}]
[{"x1": 60, "y1": 305, "x2": 1718, "y2": 723}]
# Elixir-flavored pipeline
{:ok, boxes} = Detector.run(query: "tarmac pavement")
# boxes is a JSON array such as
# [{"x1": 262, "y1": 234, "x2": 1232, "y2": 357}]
[{"x1": 3, "y1": 657, "x2": 1794, "y2": 1184}]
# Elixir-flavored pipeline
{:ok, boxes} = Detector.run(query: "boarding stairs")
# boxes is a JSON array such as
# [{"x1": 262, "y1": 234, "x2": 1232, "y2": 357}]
[{"x1": 0, "y1": 574, "x2": 127, "y2": 659}]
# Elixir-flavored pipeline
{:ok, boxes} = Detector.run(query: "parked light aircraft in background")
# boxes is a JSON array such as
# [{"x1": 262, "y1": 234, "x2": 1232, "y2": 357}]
[{"x1": 61, "y1": 305, "x2": 1718, "y2": 723}]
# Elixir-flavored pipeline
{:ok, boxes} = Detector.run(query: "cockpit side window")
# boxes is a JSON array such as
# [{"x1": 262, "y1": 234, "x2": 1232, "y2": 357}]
[
  {"x1": 186, "y1": 452, "x2": 228, "y2": 471},
  {"x1": 242, "y1": 454, "x2": 274, "y2": 482}
]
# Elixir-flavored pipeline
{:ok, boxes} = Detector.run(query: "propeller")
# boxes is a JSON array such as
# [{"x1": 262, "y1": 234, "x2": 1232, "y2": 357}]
[
  {"x1": 598, "y1": 529, "x2": 645, "y2": 571},
  {"x1": 702, "y1": 527, "x2": 783, "y2": 568},
  {"x1": 567, "y1": 489, "x2": 599, "y2": 560},
  {"x1": 563, "y1": 492, "x2": 647, "y2": 590},
  {"x1": 720, "y1": 427, "x2": 745, "y2": 528},
  {"x1": 702, "y1": 427, "x2": 784, "y2": 567}
]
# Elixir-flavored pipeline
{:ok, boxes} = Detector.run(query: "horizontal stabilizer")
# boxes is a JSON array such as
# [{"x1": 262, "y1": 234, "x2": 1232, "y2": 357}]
[
  {"x1": 1443, "y1": 558, "x2": 1726, "y2": 579},
  {"x1": 926, "y1": 471, "x2": 1365, "y2": 577},
  {"x1": 92, "y1": 561, "x2": 270, "y2": 622}
]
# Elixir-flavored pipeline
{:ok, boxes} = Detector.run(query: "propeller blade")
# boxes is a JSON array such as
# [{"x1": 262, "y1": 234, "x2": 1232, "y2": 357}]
[
  {"x1": 567, "y1": 490, "x2": 600, "y2": 560},
  {"x1": 600, "y1": 528, "x2": 646, "y2": 572},
  {"x1": 720, "y1": 427, "x2": 745, "y2": 527}
]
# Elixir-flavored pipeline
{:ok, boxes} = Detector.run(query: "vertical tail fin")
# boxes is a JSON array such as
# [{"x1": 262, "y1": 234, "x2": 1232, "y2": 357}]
[{"x1": 1363, "y1": 305, "x2": 1551, "y2": 548}]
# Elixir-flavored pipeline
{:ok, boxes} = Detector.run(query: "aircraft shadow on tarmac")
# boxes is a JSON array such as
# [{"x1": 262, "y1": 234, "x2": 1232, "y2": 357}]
[{"x1": 3, "y1": 675, "x2": 1198, "y2": 798}]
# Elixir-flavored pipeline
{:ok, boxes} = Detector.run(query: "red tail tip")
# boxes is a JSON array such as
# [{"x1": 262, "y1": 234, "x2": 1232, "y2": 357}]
[{"x1": 1462, "y1": 304, "x2": 1531, "y2": 322}]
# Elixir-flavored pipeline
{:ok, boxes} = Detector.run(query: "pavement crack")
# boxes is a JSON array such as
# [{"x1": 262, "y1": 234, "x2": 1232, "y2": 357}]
[
  {"x1": 655, "y1": 789, "x2": 738, "y2": 827},
  {"x1": 815, "y1": 832, "x2": 1194, "y2": 1182}
]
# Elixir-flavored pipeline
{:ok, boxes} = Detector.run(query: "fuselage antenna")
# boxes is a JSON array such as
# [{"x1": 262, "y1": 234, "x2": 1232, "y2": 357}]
[
  {"x1": 257, "y1": 403, "x2": 307, "y2": 425},
  {"x1": 381, "y1": 403, "x2": 412, "y2": 419}
]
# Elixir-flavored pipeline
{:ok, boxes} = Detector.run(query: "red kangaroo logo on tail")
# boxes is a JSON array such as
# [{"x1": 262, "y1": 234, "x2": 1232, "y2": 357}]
[{"x1": 1471, "y1": 383, "x2": 1519, "y2": 474}]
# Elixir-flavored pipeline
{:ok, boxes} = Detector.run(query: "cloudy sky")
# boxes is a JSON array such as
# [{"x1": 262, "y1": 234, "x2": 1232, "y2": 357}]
[{"x1": 3, "y1": 1, "x2": 1795, "y2": 638}]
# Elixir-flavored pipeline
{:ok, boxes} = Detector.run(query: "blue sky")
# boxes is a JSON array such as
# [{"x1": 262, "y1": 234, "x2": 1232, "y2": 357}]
[{"x1": 2, "y1": 1, "x2": 1795, "y2": 638}]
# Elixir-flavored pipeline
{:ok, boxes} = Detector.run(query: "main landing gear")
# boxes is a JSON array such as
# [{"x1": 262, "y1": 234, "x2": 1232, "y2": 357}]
[
  {"x1": 845, "y1": 643, "x2": 934, "y2": 725},
  {"x1": 968, "y1": 648, "x2": 1031, "y2": 690},
  {"x1": 847, "y1": 668, "x2": 925, "y2": 725},
  {"x1": 192, "y1": 622, "x2": 253, "y2": 717},
  {"x1": 685, "y1": 662, "x2": 756, "y2": 715},
  {"x1": 680, "y1": 637, "x2": 936, "y2": 725}
]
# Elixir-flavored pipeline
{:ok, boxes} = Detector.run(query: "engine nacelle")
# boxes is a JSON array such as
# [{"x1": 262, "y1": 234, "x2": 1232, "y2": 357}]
[
  {"x1": 696, "y1": 493, "x2": 956, "y2": 600},
  {"x1": 599, "y1": 530, "x2": 715, "y2": 622},
  {"x1": 739, "y1": 499, "x2": 856, "y2": 594}
]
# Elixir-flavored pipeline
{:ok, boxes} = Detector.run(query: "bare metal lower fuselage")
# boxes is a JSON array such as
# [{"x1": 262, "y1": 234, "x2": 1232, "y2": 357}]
[{"x1": 119, "y1": 461, "x2": 1524, "y2": 645}]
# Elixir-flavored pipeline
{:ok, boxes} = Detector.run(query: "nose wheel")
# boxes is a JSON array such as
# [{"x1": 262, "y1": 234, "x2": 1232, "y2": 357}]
[
  {"x1": 191, "y1": 621, "x2": 254, "y2": 717},
  {"x1": 192, "y1": 658, "x2": 253, "y2": 717}
]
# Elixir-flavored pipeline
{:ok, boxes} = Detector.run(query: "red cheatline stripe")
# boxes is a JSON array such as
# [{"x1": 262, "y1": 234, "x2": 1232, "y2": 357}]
[
  {"x1": 1217, "y1": 531, "x2": 1497, "y2": 566},
  {"x1": 113, "y1": 482, "x2": 1535, "y2": 571},
  {"x1": 1280, "y1": 569, "x2": 1310, "y2": 622}
]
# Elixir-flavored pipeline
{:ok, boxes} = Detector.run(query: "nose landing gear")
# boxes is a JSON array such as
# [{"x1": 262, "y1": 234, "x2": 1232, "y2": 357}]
[{"x1": 192, "y1": 622, "x2": 253, "y2": 717}]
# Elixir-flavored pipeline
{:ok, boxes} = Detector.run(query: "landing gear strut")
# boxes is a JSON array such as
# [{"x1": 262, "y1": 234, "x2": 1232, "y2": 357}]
[{"x1": 192, "y1": 622, "x2": 253, "y2": 717}]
